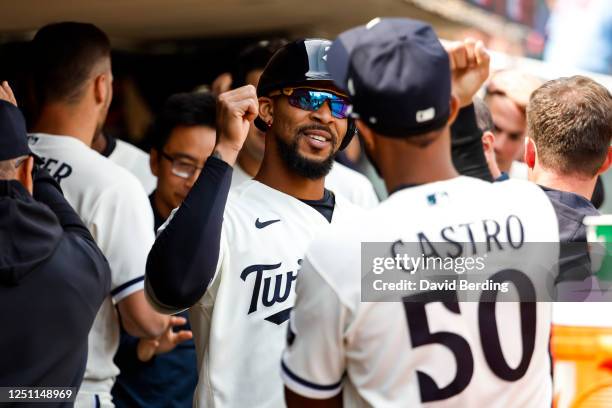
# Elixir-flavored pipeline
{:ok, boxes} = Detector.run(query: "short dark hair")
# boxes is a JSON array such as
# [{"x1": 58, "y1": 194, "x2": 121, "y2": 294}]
[
  {"x1": 30, "y1": 22, "x2": 111, "y2": 104},
  {"x1": 473, "y1": 96, "x2": 494, "y2": 133},
  {"x1": 231, "y1": 39, "x2": 288, "y2": 88},
  {"x1": 150, "y1": 92, "x2": 217, "y2": 151},
  {"x1": 527, "y1": 76, "x2": 612, "y2": 177}
]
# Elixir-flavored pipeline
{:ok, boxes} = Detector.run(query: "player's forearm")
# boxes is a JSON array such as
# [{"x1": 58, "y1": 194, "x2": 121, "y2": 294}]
[
  {"x1": 118, "y1": 290, "x2": 170, "y2": 338},
  {"x1": 121, "y1": 311, "x2": 169, "y2": 339},
  {"x1": 145, "y1": 155, "x2": 232, "y2": 311},
  {"x1": 451, "y1": 104, "x2": 493, "y2": 182}
]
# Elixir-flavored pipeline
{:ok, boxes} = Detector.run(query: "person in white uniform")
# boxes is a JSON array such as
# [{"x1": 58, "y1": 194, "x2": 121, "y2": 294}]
[
  {"x1": 145, "y1": 39, "x2": 363, "y2": 407},
  {"x1": 282, "y1": 18, "x2": 560, "y2": 408},
  {"x1": 26, "y1": 22, "x2": 181, "y2": 407},
  {"x1": 226, "y1": 39, "x2": 379, "y2": 208}
]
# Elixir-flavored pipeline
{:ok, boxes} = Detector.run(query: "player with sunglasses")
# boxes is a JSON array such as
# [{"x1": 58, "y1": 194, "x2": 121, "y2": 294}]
[{"x1": 145, "y1": 39, "x2": 362, "y2": 408}]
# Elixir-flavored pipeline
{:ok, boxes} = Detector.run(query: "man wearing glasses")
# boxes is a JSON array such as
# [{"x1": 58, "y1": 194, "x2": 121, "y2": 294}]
[
  {"x1": 224, "y1": 39, "x2": 379, "y2": 209},
  {"x1": 112, "y1": 92, "x2": 216, "y2": 408},
  {"x1": 148, "y1": 92, "x2": 217, "y2": 229},
  {"x1": 145, "y1": 39, "x2": 361, "y2": 408}
]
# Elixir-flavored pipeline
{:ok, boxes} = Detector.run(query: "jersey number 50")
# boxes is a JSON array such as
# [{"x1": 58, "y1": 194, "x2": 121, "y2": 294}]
[{"x1": 402, "y1": 269, "x2": 536, "y2": 402}]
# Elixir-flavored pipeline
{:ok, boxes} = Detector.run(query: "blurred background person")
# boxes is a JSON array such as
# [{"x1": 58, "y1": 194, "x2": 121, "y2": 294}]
[
  {"x1": 473, "y1": 96, "x2": 503, "y2": 180},
  {"x1": 147, "y1": 92, "x2": 217, "y2": 223},
  {"x1": 25, "y1": 22, "x2": 177, "y2": 408},
  {"x1": 525, "y1": 76, "x2": 611, "y2": 249},
  {"x1": 484, "y1": 69, "x2": 542, "y2": 179},
  {"x1": 92, "y1": 131, "x2": 156, "y2": 194},
  {"x1": 112, "y1": 92, "x2": 216, "y2": 408},
  {"x1": 0, "y1": 85, "x2": 109, "y2": 401},
  {"x1": 221, "y1": 39, "x2": 379, "y2": 208}
]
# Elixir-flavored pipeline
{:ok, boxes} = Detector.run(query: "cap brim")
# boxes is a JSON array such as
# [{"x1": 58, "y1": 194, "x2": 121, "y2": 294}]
[{"x1": 327, "y1": 25, "x2": 369, "y2": 93}]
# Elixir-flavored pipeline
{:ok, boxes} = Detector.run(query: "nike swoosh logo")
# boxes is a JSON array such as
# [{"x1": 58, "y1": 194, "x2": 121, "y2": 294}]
[{"x1": 255, "y1": 218, "x2": 281, "y2": 229}]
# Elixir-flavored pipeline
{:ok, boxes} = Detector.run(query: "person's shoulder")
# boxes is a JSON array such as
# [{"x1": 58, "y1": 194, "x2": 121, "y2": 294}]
[
  {"x1": 328, "y1": 161, "x2": 372, "y2": 186},
  {"x1": 490, "y1": 177, "x2": 548, "y2": 200},
  {"x1": 304, "y1": 219, "x2": 364, "y2": 304},
  {"x1": 333, "y1": 192, "x2": 366, "y2": 217},
  {"x1": 52, "y1": 232, "x2": 111, "y2": 297},
  {"x1": 91, "y1": 159, "x2": 148, "y2": 199},
  {"x1": 32, "y1": 133, "x2": 144, "y2": 191},
  {"x1": 112, "y1": 139, "x2": 149, "y2": 161},
  {"x1": 229, "y1": 164, "x2": 252, "y2": 189}
]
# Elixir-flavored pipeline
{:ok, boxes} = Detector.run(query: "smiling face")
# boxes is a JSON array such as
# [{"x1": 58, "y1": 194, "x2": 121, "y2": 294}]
[
  {"x1": 150, "y1": 125, "x2": 216, "y2": 218},
  {"x1": 259, "y1": 82, "x2": 348, "y2": 179}
]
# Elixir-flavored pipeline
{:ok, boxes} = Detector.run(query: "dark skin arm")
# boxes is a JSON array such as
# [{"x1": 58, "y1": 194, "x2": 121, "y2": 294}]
[{"x1": 285, "y1": 387, "x2": 342, "y2": 408}]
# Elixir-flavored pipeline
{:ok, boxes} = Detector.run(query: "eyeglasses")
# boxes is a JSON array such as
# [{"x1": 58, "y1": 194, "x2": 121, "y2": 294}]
[
  {"x1": 270, "y1": 87, "x2": 351, "y2": 119},
  {"x1": 160, "y1": 151, "x2": 203, "y2": 179}
]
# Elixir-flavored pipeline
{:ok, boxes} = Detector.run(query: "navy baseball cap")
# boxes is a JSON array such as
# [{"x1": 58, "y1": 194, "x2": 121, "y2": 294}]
[
  {"x1": 0, "y1": 100, "x2": 31, "y2": 161},
  {"x1": 327, "y1": 17, "x2": 451, "y2": 138}
]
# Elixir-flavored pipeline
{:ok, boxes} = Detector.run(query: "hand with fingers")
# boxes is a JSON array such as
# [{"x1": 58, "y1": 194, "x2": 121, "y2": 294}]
[
  {"x1": 0, "y1": 81, "x2": 17, "y2": 107},
  {"x1": 444, "y1": 39, "x2": 490, "y2": 107},
  {"x1": 214, "y1": 85, "x2": 259, "y2": 166},
  {"x1": 136, "y1": 315, "x2": 193, "y2": 362}
]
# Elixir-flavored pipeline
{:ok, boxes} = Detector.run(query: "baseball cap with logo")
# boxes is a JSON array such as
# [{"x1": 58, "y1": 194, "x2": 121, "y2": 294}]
[
  {"x1": 327, "y1": 17, "x2": 452, "y2": 138},
  {"x1": 0, "y1": 100, "x2": 31, "y2": 161}
]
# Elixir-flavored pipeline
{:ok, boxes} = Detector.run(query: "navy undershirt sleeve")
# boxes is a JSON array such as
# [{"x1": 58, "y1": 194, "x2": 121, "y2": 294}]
[
  {"x1": 451, "y1": 104, "x2": 494, "y2": 182},
  {"x1": 145, "y1": 156, "x2": 232, "y2": 310}
]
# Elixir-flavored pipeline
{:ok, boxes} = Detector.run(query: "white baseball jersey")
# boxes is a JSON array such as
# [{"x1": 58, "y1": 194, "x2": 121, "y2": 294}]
[
  {"x1": 325, "y1": 161, "x2": 379, "y2": 209},
  {"x1": 231, "y1": 162, "x2": 379, "y2": 208},
  {"x1": 509, "y1": 161, "x2": 529, "y2": 180},
  {"x1": 282, "y1": 176, "x2": 559, "y2": 407},
  {"x1": 28, "y1": 133, "x2": 155, "y2": 403},
  {"x1": 108, "y1": 139, "x2": 157, "y2": 194},
  {"x1": 229, "y1": 161, "x2": 252, "y2": 189},
  {"x1": 148, "y1": 179, "x2": 360, "y2": 408}
]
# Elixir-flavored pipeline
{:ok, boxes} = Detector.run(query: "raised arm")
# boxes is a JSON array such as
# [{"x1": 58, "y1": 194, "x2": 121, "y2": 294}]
[
  {"x1": 145, "y1": 85, "x2": 259, "y2": 313},
  {"x1": 444, "y1": 39, "x2": 493, "y2": 182}
]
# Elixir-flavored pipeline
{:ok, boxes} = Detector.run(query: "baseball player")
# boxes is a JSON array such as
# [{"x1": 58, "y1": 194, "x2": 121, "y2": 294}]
[
  {"x1": 26, "y1": 23, "x2": 180, "y2": 407},
  {"x1": 225, "y1": 39, "x2": 380, "y2": 208},
  {"x1": 145, "y1": 39, "x2": 362, "y2": 407},
  {"x1": 282, "y1": 18, "x2": 560, "y2": 407}
]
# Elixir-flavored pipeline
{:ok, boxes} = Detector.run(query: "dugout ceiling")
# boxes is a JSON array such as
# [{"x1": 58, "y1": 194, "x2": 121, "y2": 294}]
[{"x1": 0, "y1": 0, "x2": 467, "y2": 44}]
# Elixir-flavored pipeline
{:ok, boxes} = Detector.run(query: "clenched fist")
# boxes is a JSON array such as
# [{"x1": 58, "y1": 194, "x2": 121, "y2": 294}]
[
  {"x1": 214, "y1": 85, "x2": 259, "y2": 166},
  {"x1": 443, "y1": 39, "x2": 490, "y2": 108}
]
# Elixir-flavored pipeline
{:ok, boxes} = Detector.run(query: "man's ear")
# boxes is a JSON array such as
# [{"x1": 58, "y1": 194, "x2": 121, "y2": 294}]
[
  {"x1": 93, "y1": 72, "x2": 111, "y2": 106},
  {"x1": 258, "y1": 97, "x2": 274, "y2": 127},
  {"x1": 17, "y1": 156, "x2": 34, "y2": 194},
  {"x1": 524, "y1": 137, "x2": 537, "y2": 169},
  {"x1": 150, "y1": 149, "x2": 160, "y2": 177},
  {"x1": 481, "y1": 130, "x2": 495, "y2": 154},
  {"x1": 596, "y1": 146, "x2": 612, "y2": 175},
  {"x1": 446, "y1": 95, "x2": 461, "y2": 126}
]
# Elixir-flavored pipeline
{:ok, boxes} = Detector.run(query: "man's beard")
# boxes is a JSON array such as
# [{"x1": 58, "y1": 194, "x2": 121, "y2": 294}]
[{"x1": 275, "y1": 126, "x2": 337, "y2": 180}]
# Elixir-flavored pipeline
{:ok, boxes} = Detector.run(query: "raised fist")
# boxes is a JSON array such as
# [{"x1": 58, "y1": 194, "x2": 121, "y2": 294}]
[
  {"x1": 214, "y1": 85, "x2": 259, "y2": 165},
  {"x1": 444, "y1": 39, "x2": 491, "y2": 107}
]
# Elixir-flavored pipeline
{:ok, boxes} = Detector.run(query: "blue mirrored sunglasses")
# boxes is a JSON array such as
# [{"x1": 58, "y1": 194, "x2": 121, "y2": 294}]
[{"x1": 271, "y1": 87, "x2": 351, "y2": 119}]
